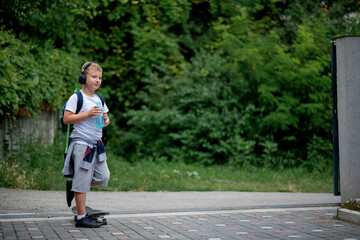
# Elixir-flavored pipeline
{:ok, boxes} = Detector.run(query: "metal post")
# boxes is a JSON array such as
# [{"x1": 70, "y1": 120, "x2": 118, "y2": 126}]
[{"x1": 331, "y1": 39, "x2": 340, "y2": 196}]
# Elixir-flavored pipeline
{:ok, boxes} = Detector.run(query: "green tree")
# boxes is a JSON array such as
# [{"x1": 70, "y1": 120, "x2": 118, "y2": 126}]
[{"x1": 1, "y1": 0, "x2": 360, "y2": 170}]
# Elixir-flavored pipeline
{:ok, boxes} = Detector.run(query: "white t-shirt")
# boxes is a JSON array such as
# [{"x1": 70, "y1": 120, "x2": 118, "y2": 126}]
[{"x1": 65, "y1": 90, "x2": 109, "y2": 142}]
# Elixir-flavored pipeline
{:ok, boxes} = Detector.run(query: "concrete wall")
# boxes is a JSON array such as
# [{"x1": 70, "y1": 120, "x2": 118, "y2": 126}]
[
  {"x1": 0, "y1": 111, "x2": 57, "y2": 152},
  {"x1": 336, "y1": 36, "x2": 360, "y2": 204}
]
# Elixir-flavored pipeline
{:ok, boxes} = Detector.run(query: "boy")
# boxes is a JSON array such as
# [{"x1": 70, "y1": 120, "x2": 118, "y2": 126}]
[{"x1": 62, "y1": 62, "x2": 110, "y2": 228}]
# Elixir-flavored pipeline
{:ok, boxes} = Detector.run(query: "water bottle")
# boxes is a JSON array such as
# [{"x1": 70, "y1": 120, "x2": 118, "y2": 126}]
[{"x1": 95, "y1": 102, "x2": 104, "y2": 128}]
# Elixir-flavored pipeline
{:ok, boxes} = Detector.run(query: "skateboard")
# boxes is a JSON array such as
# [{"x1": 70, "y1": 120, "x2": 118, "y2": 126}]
[{"x1": 72, "y1": 206, "x2": 109, "y2": 225}]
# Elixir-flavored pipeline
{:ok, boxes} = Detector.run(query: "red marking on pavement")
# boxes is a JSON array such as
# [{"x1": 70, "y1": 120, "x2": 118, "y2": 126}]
[
  {"x1": 197, "y1": 233, "x2": 210, "y2": 236},
  {"x1": 297, "y1": 225, "x2": 308, "y2": 228},
  {"x1": 107, "y1": 228, "x2": 120, "y2": 231},
  {"x1": 72, "y1": 234, "x2": 85, "y2": 237},
  {"x1": 305, "y1": 217, "x2": 321, "y2": 220}
]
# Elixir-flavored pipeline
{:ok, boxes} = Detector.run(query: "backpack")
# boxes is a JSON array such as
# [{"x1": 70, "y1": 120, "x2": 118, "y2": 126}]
[{"x1": 60, "y1": 89, "x2": 105, "y2": 159}]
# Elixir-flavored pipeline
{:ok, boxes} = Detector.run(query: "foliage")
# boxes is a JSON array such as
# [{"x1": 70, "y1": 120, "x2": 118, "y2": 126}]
[
  {"x1": 0, "y1": 139, "x2": 333, "y2": 192},
  {"x1": 119, "y1": 49, "x2": 259, "y2": 166},
  {"x1": 0, "y1": 130, "x2": 65, "y2": 190},
  {"x1": 1, "y1": 0, "x2": 360, "y2": 169},
  {"x1": 112, "y1": 1, "x2": 357, "y2": 168},
  {"x1": 342, "y1": 200, "x2": 360, "y2": 212},
  {"x1": 0, "y1": 159, "x2": 33, "y2": 189},
  {"x1": 0, "y1": 29, "x2": 82, "y2": 118},
  {"x1": 303, "y1": 135, "x2": 333, "y2": 173}
]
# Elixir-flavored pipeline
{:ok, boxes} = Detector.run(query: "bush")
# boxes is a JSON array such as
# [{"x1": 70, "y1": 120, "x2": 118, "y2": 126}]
[
  {"x1": 0, "y1": 29, "x2": 83, "y2": 118},
  {"x1": 3, "y1": 0, "x2": 359, "y2": 171},
  {"x1": 112, "y1": 50, "x2": 259, "y2": 165}
]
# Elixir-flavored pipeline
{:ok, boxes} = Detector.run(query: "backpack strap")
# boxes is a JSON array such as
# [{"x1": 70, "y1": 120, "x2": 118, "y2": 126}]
[
  {"x1": 75, "y1": 91, "x2": 83, "y2": 114},
  {"x1": 64, "y1": 90, "x2": 84, "y2": 159},
  {"x1": 74, "y1": 91, "x2": 103, "y2": 114},
  {"x1": 95, "y1": 93, "x2": 105, "y2": 107}
]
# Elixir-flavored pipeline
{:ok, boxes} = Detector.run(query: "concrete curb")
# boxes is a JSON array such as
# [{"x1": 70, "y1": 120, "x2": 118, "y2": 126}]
[{"x1": 337, "y1": 207, "x2": 360, "y2": 225}]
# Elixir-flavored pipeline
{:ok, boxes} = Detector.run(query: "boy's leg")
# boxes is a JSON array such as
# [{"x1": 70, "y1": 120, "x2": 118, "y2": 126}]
[
  {"x1": 75, "y1": 181, "x2": 97, "y2": 216},
  {"x1": 71, "y1": 143, "x2": 100, "y2": 228},
  {"x1": 74, "y1": 191, "x2": 100, "y2": 228},
  {"x1": 71, "y1": 143, "x2": 93, "y2": 216},
  {"x1": 75, "y1": 192, "x2": 87, "y2": 216}
]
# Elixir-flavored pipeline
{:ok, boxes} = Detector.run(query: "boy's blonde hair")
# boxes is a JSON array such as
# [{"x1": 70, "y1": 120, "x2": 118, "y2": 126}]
[{"x1": 82, "y1": 62, "x2": 103, "y2": 75}]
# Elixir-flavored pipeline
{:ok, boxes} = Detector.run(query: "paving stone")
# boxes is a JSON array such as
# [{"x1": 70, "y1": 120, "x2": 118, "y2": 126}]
[{"x1": 2, "y1": 207, "x2": 360, "y2": 239}]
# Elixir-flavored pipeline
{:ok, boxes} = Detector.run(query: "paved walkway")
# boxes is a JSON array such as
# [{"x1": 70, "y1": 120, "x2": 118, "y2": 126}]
[
  {"x1": 2, "y1": 206, "x2": 360, "y2": 240},
  {"x1": 1, "y1": 189, "x2": 360, "y2": 239}
]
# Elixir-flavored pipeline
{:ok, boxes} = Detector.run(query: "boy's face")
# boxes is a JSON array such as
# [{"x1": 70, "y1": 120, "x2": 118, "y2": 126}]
[{"x1": 85, "y1": 69, "x2": 103, "y2": 91}]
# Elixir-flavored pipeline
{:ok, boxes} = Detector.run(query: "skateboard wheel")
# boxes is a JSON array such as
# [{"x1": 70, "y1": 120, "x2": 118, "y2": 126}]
[{"x1": 102, "y1": 219, "x2": 107, "y2": 225}]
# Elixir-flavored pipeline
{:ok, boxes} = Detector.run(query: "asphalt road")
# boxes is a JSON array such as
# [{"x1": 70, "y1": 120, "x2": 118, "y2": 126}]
[{"x1": 0, "y1": 187, "x2": 340, "y2": 216}]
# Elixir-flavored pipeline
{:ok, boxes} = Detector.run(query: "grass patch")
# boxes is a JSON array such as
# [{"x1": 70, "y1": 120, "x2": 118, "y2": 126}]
[
  {"x1": 0, "y1": 141, "x2": 65, "y2": 190},
  {"x1": 0, "y1": 138, "x2": 333, "y2": 193},
  {"x1": 102, "y1": 154, "x2": 332, "y2": 193},
  {"x1": 342, "y1": 201, "x2": 360, "y2": 212}
]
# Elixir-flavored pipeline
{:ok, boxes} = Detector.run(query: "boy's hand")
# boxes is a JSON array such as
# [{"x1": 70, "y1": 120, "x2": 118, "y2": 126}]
[
  {"x1": 104, "y1": 113, "x2": 110, "y2": 127},
  {"x1": 88, "y1": 106, "x2": 103, "y2": 117},
  {"x1": 64, "y1": 106, "x2": 105, "y2": 125}
]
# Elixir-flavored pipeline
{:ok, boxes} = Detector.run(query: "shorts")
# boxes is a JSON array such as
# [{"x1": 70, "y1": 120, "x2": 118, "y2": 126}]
[{"x1": 71, "y1": 143, "x2": 110, "y2": 193}]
